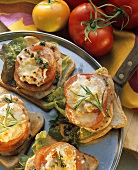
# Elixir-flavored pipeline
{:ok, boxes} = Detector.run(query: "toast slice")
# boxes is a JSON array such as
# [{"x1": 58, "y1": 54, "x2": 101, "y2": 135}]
[
  {"x1": 0, "y1": 87, "x2": 44, "y2": 169},
  {"x1": 24, "y1": 132, "x2": 99, "y2": 170}
]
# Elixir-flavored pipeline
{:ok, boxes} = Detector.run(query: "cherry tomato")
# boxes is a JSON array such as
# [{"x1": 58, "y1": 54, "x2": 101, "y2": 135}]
[
  {"x1": 34, "y1": 142, "x2": 82, "y2": 170},
  {"x1": 105, "y1": 0, "x2": 138, "y2": 29},
  {"x1": 14, "y1": 45, "x2": 56, "y2": 92},
  {"x1": 32, "y1": 0, "x2": 70, "y2": 32},
  {"x1": 68, "y1": 3, "x2": 114, "y2": 58}
]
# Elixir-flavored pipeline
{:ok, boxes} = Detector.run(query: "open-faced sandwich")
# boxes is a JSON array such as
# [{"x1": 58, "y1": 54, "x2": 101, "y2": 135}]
[
  {"x1": 18, "y1": 131, "x2": 99, "y2": 170},
  {"x1": 0, "y1": 35, "x2": 75, "y2": 110},
  {"x1": 0, "y1": 87, "x2": 44, "y2": 169},
  {"x1": 48, "y1": 67, "x2": 127, "y2": 144}
]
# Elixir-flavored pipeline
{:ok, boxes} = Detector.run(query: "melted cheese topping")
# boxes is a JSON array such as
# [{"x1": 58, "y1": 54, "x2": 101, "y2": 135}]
[
  {"x1": 0, "y1": 103, "x2": 26, "y2": 121},
  {"x1": 41, "y1": 143, "x2": 77, "y2": 170},
  {"x1": 66, "y1": 74, "x2": 107, "y2": 130},
  {"x1": 17, "y1": 51, "x2": 48, "y2": 87},
  {"x1": 0, "y1": 122, "x2": 27, "y2": 143},
  {"x1": 67, "y1": 74, "x2": 106, "y2": 112},
  {"x1": 0, "y1": 95, "x2": 29, "y2": 142}
]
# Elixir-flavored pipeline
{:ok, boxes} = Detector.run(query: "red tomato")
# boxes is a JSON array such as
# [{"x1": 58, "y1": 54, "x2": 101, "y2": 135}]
[
  {"x1": 34, "y1": 142, "x2": 82, "y2": 170},
  {"x1": 68, "y1": 3, "x2": 114, "y2": 58},
  {"x1": 105, "y1": 0, "x2": 138, "y2": 29},
  {"x1": 64, "y1": 0, "x2": 103, "y2": 9},
  {"x1": 14, "y1": 45, "x2": 56, "y2": 92}
]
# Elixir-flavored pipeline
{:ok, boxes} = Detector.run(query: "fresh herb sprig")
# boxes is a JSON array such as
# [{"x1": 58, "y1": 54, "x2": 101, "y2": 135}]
[
  {"x1": 71, "y1": 85, "x2": 106, "y2": 117},
  {"x1": 0, "y1": 102, "x2": 25, "y2": 133},
  {"x1": 3, "y1": 95, "x2": 13, "y2": 103}
]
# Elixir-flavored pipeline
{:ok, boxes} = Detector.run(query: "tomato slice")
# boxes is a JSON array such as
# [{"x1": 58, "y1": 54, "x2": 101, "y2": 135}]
[
  {"x1": 34, "y1": 146, "x2": 50, "y2": 170},
  {"x1": 65, "y1": 105, "x2": 104, "y2": 130},
  {"x1": 64, "y1": 73, "x2": 109, "y2": 129},
  {"x1": 14, "y1": 45, "x2": 56, "y2": 92},
  {"x1": 0, "y1": 120, "x2": 30, "y2": 153},
  {"x1": 34, "y1": 142, "x2": 82, "y2": 170}
]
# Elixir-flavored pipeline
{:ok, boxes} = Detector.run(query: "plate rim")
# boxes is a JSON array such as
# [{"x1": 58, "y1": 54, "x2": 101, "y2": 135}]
[{"x1": 0, "y1": 30, "x2": 124, "y2": 170}]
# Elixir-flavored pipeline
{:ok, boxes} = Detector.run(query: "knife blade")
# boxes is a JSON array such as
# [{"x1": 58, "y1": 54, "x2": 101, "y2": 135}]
[{"x1": 113, "y1": 42, "x2": 138, "y2": 95}]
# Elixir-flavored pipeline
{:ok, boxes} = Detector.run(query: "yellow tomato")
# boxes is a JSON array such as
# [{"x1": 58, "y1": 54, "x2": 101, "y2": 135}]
[{"x1": 32, "y1": 0, "x2": 70, "y2": 32}]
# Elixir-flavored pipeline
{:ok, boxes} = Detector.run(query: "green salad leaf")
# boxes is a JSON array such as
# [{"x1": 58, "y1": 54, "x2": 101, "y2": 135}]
[
  {"x1": 49, "y1": 113, "x2": 80, "y2": 148},
  {"x1": 0, "y1": 37, "x2": 27, "y2": 84},
  {"x1": 44, "y1": 86, "x2": 66, "y2": 115},
  {"x1": 32, "y1": 131, "x2": 49, "y2": 153}
]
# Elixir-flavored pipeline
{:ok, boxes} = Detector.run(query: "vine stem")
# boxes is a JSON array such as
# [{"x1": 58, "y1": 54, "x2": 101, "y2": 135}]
[{"x1": 88, "y1": 0, "x2": 130, "y2": 30}]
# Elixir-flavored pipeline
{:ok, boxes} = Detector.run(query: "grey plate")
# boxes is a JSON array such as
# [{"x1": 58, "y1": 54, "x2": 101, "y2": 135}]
[{"x1": 0, "y1": 31, "x2": 124, "y2": 170}]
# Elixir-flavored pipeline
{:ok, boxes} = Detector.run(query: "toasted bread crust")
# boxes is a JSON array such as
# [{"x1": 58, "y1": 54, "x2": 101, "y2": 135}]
[
  {"x1": 0, "y1": 77, "x2": 50, "y2": 111},
  {"x1": 81, "y1": 152, "x2": 99, "y2": 170}
]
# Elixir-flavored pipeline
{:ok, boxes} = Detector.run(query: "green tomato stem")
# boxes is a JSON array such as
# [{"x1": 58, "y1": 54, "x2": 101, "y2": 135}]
[{"x1": 82, "y1": 0, "x2": 130, "y2": 41}]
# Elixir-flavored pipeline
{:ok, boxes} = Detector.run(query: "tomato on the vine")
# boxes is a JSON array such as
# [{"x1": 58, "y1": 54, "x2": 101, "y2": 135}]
[
  {"x1": 105, "y1": 0, "x2": 138, "y2": 29},
  {"x1": 68, "y1": 2, "x2": 114, "y2": 58},
  {"x1": 32, "y1": 0, "x2": 70, "y2": 32}
]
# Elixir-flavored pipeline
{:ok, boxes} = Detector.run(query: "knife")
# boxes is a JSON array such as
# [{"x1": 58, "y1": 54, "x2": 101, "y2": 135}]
[{"x1": 113, "y1": 42, "x2": 138, "y2": 95}]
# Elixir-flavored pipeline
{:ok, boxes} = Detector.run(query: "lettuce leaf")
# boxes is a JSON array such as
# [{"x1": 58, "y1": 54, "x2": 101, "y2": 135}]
[
  {"x1": 44, "y1": 86, "x2": 66, "y2": 115},
  {"x1": 32, "y1": 131, "x2": 49, "y2": 153},
  {"x1": 0, "y1": 37, "x2": 27, "y2": 84}
]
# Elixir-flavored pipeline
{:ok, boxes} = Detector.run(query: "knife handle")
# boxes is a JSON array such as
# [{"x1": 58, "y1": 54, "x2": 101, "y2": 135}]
[{"x1": 113, "y1": 42, "x2": 138, "y2": 88}]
